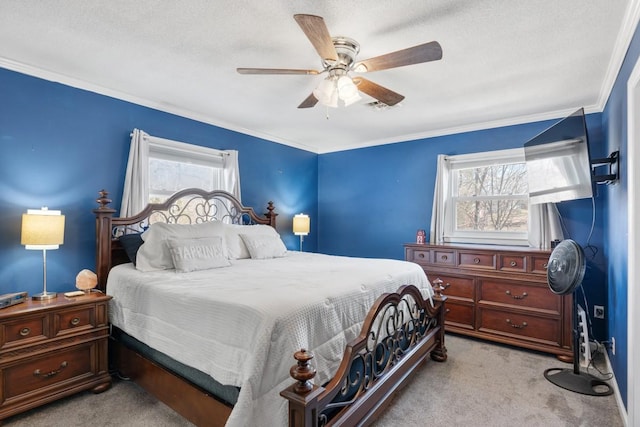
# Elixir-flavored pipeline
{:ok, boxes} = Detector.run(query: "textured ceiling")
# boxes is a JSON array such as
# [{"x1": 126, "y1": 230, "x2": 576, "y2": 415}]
[{"x1": 0, "y1": 1, "x2": 637, "y2": 153}]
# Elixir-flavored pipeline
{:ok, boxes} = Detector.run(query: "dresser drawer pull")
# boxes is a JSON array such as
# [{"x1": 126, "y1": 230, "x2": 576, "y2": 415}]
[
  {"x1": 19, "y1": 327, "x2": 31, "y2": 337},
  {"x1": 473, "y1": 257, "x2": 480, "y2": 264},
  {"x1": 70, "y1": 317, "x2": 81, "y2": 326},
  {"x1": 445, "y1": 308, "x2": 450, "y2": 314},
  {"x1": 34, "y1": 361, "x2": 68, "y2": 378},
  {"x1": 441, "y1": 255, "x2": 448, "y2": 261},
  {"x1": 418, "y1": 253, "x2": 425, "y2": 258},
  {"x1": 510, "y1": 261, "x2": 518, "y2": 267},
  {"x1": 506, "y1": 319, "x2": 528, "y2": 329},
  {"x1": 505, "y1": 290, "x2": 528, "y2": 300},
  {"x1": 542, "y1": 262, "x2": 548, "y2": 269}
]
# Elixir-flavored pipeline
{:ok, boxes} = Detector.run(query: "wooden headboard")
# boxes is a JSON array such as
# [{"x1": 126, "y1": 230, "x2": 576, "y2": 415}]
[{"x1": 93, "y1": 188, "x2": 277, "y2": 291}]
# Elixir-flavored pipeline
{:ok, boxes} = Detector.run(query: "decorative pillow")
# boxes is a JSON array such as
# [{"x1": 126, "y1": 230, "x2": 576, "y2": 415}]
[
  {"x1": 119, "y1": 233, "x2": 144, "y2": 265},
  {"x1": 225, "y1": 224, "x2": 280, "y2": 259},
  {"x1": 136, "y1": 221, "x2": 227, "y2": 272},
  {"x1": 239, "y1": 233, "x2": 287, "y2": 259},
  {"x1": 167, "y1": 237, "x2": 231, "y2": 273}
]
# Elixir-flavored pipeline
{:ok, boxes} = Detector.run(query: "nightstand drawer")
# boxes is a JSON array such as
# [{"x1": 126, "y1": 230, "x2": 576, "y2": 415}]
[
  {"x1": 2, "y1": 344, "x2": 94, "y2": 402},
  {"x1": 54, "y1": 306, "x2": 94, "y2": 336},
  {"x1": 0, "y1": 314, "x2": 48, "y2": 350}
]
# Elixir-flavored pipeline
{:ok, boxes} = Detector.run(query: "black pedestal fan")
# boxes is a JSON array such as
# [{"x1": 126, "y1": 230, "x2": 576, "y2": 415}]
[{"x1": 543, "y1": 239, "x2": 613, "y2": 396}]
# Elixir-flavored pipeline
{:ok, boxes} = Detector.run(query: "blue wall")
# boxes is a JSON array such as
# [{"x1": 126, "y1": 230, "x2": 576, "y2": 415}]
[
  {"x1": 318, "y1": 115, "x2": 609, "y2": 339},
  {"x1": 598, "y1": 14, "x2": 640, "y2": 410},
  {"x1": 0, "y1": 68, "x2": 318, "y2": 297}
]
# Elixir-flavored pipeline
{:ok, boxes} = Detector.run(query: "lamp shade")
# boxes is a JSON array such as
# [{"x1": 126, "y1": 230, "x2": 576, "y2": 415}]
[
  {"x1": 21, "y1": 208, "x2": 65, "y2": 250},
  {"x1": 293, "y1": 214, "x2": 310, "y2": 236}
]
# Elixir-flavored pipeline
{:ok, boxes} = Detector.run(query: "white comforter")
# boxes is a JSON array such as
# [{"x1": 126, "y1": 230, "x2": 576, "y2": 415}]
[{"x1": 107, "y1": 251, "x2": 433, "y2": 427}]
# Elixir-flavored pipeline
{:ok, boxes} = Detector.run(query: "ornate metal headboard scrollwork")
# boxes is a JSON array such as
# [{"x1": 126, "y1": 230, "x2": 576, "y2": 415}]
[{"x1": 93, "y1": 188, "x2": 277, "y2": 291}]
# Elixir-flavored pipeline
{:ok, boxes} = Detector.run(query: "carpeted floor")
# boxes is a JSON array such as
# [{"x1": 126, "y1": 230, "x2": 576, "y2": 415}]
[{"x1": 2, "y1": 334, "x2": 623, "y2": 426}]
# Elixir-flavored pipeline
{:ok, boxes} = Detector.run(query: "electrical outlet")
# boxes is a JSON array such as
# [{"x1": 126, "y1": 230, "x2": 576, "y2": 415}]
[
  {"x1": 594, "y1": 305, "x2": 605, "y2": 319},
  {"x1": 612, "y1": 337, "x2": 616, "y2": 355}
]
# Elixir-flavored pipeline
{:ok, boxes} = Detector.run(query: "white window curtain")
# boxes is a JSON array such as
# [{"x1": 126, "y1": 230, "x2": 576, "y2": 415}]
[
  {"x1": 429, "y1": 154, "x2": 449, "y2": 244},
  {"x1": 528, "y1": 203, "x2": 564, "y2": 249},
  {"x1": 429, "y1": 152, "x2": 564, "y2": 249},
  {"x1": 120, "y1": 128, "x2": 149, "y2": 218},
  {"x1": 120, "y1": 129, "x2": 241, "y2": 218}
]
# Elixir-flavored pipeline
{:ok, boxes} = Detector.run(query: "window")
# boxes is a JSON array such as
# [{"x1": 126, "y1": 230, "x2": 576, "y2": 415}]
[
  {"x1": 148, "y1": 140, "x2": 226, "y2": 203},
  {"x1": 443, "y1": 148, "x2": 529, "y2": 245}
]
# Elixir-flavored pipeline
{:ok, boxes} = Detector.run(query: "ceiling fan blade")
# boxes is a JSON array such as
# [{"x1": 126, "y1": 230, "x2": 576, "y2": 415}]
[
  {"x1": 237, "y1": 68, "x2": 319, "y2": 75},
  {"x1": 294, "y1": 14, "x2": 338, "y2": 62},
  {"x1": 298, "y1": 93, "x2": 318, "y2": 109},
  {"x1": 353, "y1": 77, "x2": 405, "y2": 106},
  {"x1": 353, "y1": 41, "x2": 442, "y2": 72}
]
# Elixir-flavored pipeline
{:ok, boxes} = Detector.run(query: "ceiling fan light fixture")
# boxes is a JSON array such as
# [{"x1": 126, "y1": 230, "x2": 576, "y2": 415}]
[{"x1": 314, "y1": 74, "x2": 361, "y2": 108}]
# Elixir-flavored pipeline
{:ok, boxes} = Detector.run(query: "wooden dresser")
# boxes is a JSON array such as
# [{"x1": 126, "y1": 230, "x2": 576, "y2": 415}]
[
  {"x1": 0, "y1": 292, "x2": 112, "y2": 420},
  {"x1": 405, "y1": 243, "x2": 572, "y2": 360}
]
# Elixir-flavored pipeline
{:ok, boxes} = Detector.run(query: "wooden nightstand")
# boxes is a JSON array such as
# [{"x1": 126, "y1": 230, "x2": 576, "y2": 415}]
[{"x1": 0, "y1": 292, "x2": 112, "y2": 420}]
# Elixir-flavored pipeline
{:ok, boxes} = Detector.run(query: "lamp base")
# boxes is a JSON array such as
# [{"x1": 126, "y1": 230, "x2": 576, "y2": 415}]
[{"x1": 32, "y1": 291, "x2": 57, "y2": 301}]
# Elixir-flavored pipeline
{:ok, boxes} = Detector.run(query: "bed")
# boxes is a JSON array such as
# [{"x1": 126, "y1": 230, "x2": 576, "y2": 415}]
[{"x1": 93, "y1": 188, "x2": 447, "y2": 427}]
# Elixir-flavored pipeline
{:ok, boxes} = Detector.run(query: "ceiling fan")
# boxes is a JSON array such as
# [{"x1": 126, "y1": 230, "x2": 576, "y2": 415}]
[{"x1": 237, "y1": 14, "x2": 443, "y2": 109}]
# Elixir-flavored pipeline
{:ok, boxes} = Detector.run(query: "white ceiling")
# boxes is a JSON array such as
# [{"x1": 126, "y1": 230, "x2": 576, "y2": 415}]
[{"x1": 0, "y1": 1, "x2": 637, "y2": 153}]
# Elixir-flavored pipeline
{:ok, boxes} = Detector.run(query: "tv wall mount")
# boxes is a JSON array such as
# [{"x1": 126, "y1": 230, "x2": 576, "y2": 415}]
[{"x1": 591, "y1": 150, "x2": 619, "y2": 184}]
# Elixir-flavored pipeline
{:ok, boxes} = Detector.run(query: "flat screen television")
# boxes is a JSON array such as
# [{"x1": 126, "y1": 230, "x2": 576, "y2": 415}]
[{"x1": 524, "y1": 108, "x2": 593, "y2": 205}]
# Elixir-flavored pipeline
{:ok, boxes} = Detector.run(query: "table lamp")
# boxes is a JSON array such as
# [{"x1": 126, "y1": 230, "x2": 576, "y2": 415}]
[
  {"x1": 21, "y1": 207, "x2": 65, "y2": 300},
  {"x1": 293, "y1": 213, "x2": 310, "y2": 252}
]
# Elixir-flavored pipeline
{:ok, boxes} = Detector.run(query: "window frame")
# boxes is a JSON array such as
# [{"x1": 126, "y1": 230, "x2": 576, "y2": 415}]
[{"x1": 443, "y1": 147, "x2": 529, "y2": 246}]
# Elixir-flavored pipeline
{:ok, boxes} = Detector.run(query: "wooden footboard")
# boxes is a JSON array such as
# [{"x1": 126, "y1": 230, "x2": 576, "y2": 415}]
[{"x1": 281, "y1": 283, "x2": 447, "y2": 426}]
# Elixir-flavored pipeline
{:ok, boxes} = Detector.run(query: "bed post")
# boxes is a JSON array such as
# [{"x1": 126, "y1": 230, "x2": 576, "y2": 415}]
[
  {"x1": 280, "y1": 349, "x2": 324, "y2": 426},
  {"x1": 93, "y1": 189, "x2": 116, "y2": 292},
  {"x1": 265, "y1": 201, "x2": 277, "y2": 228},
  {"x1": 430, "y1": 278, "x2": 448, "y2": 362}
]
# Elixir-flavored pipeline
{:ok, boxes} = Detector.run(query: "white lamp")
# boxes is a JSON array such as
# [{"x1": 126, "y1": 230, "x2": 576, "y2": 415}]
[
  {"x1": 21, "y1": 207, "x2": 65, "y2": 300},
  {"x1": 293, "y1": 214, "x2": 310, "y2": 252}
]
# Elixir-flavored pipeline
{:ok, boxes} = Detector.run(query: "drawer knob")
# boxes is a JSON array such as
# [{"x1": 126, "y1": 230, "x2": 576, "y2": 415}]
[
  {"x1": 473, "y1": 257, "x2": 480, "y2": 264},
  {"x1": 506, "y1": 319, "x2": 528, "y2": 329},
  {"x1": 34, "y1": 361, "x2": 68, "y2": 378},
  {"x1": 19, "y1": 327, "x2": 31, "y2": 337},
  {"x1": 510, "y1": 261, "x2": 517, "y2": 267},
  {"x1": 441, "y1": 255, "x2": 448, "y2": 261},
  {"x1": 71, "y1": 317, "x2": 81, "y2": 326},
  {"x1": 505, "y1": 290, "x2": 528, "y2": 300},
  {"x1": 418, "y1": 253, "x2": 425, "y2": 258},
  {"x1": 542, "y1": 262, "x2": 548, "y2": 269}
]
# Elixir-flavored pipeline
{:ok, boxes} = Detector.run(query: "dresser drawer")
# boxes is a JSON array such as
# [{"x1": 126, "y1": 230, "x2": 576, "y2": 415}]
[
  {"x1": 477, "y1": 308, "x2": 560, "y2": 346},
  {"x1": 2, "y1": 343, "x2": 95, "y2": 403},
  {"x1": 499, "y1": 255, "x2": 527, "y2": 272},
  {"x1": 54, "y1": 306, "x2": 94, "y2": 336},
  {"x1": 0, "y1": 314, "x2": 48, "y2": 350},
  {"x1": 531, "y1": 256, "x2": 550, "y2": 275},
  {"x1": 409, "y1": 249, "x2": 430, "y2": 264},
  {"x1": 444, "y1": 303, "x2": 474, "y2": 329},
  {"x1": 478, "y1": 280, "x2": 560, "y2": 313},
  {"x1": 459, "y1": 252, "x2": 495, "y2": 269},
  {"x1": 430, "y1": 274, "x2": 474, "y2": 300},
  {"x1": 432, "y1": 250, "x2": 455, "y2": 265}
]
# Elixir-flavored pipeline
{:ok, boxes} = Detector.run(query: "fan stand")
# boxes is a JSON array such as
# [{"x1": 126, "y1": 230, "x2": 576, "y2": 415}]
[{"x1": 544, "y1": 294, "x2": 613, "y2": 396}]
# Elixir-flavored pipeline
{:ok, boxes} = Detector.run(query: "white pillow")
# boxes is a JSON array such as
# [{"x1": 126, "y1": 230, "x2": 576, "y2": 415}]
[
  {"x1": 239, "y1": 233, "x2": 287, "y2": 259},
  {"x1": 167, "y1": 237, "x2": 230, "y2": 273},
  {"x1": 224, "y1": 224, "x2": 280, "y2": 259},
  {"x1": 136, "y1": 221, "x2": 227, "y2": 272}
]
